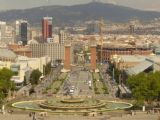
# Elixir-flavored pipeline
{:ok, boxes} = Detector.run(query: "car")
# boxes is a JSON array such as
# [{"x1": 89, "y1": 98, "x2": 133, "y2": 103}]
[
  {"x1": 71, "y1": 86, "x2": 75, "y2": 90},
  {"x1": 69, "y1": 89, "x2": 74, "y2": 95}
]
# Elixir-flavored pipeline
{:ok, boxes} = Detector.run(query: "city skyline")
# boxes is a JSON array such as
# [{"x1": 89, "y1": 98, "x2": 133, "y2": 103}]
[
  {"x1": 0, "y1": 0, "x2": 160, "y2": 119},
  {"x1": 0, "y1": 0, "x2": 160, "y2": 11}
]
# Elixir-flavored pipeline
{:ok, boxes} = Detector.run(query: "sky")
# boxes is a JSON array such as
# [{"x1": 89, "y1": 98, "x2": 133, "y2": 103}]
[{"x1": 0, "y1": 0, "x2": 160, "y2": 12}]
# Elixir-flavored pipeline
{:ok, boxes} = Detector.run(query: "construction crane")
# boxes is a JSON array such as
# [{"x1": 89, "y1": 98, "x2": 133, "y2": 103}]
[{"x1": 99, "y1": 17, "x2": 105, "y2": 64}]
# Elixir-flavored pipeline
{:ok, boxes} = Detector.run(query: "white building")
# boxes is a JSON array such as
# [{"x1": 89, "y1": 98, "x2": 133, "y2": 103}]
[
  {"x1": 11, "y1": 56, "x2": 50, "y2": 88},
  {"x1": 59, "y1": 30, "x2": 70, "y2": 44}
]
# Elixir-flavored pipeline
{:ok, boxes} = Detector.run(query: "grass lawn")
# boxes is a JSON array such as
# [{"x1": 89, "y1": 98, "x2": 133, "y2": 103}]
[
  {"x1": 96, "y1": 81, "x2": 104, "y2": 94},
  {"x1": 50, "y1": 80, "x2": 62, "y2": 93},
  {"x1": 58, "y1": 72, "x2": 67, "y2": 80},
  {"x1": 93, "y1": 73, "x2": 100, "y2": 80},
  {"x1": 92, "y1": 72, "x2": 108, "y2": 94},
  {"x1": 45, "y1": 73, "x2": 68, "y2": 94}
]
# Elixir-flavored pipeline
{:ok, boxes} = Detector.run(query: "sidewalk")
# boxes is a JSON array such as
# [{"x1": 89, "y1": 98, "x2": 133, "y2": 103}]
[
  {"x1": 109, "y1": 112, "x2": 159, "y2": 120},
  {"x1": 0, "y1": 112, "x2": 159, "y2": 120}
]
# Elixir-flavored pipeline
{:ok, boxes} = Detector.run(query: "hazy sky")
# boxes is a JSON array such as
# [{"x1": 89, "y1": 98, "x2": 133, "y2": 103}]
[{"x1": 0, "y1": 0, "x2": 160, "y2": 11}]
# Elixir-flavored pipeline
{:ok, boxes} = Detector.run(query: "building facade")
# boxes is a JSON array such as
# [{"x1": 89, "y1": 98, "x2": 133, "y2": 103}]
[
  {"x1": 29, "y1": 43, "x2": 64, "y2": 61},
  {"x1": 42, "y1": 17, "x2": 53, "y2": 41},
  {"x1": 59, "y1": 30, "x2": 70, "y2": 44},
  {"x1": 97, "y1": 45, "x2": 153, "y2": 62},
  {"x1": 20, "y1": 21, "x2": 28, "y2": 45}
]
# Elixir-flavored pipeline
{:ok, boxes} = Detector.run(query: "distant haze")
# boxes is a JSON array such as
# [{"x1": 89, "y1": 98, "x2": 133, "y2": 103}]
[{"x1": 0, "y1": 0, "x2": 160, "y2": 12}]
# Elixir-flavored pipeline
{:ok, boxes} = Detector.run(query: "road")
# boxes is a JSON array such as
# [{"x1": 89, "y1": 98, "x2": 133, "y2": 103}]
[
  {"x1": 32, "y1": 65, "x2": 62, "y2": 98},
  {"x1": 59, "y1": 66, "x2": 94, "y2": 96},
  {"x1": 99, "y1": 63, "x2": 118, "y2": 99}
]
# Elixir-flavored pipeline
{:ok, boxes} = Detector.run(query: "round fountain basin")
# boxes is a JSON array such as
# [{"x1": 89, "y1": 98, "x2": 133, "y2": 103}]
[{"x1": 12, "y1": 98, "x2": 133, "y2": 114}]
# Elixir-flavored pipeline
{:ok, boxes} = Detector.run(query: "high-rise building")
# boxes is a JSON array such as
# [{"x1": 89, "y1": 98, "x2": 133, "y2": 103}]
[
  {"x1": 15, "y1": 20, "x2": 29, "y2": 45},
  {"x1": 0, "y1": 21, "x2": 14, "y2": 44},
  {"x1": 14, "y1": 20, "x2": 20, "y2": 43},
  {"x1": 86, "y1": 21, "x2": 100, "y2": 35},
  {"x1": 20, "y1": 21, "x2": 28, "y2": 45},
  {"x1": 42, "y1": 17, "x2": 53, "y2": 42},
  {"x1": 59, "y1": 30, "x2": 70, "y2": 44}
]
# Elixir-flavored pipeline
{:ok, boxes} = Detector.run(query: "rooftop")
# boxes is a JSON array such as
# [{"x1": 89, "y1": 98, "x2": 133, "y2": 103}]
[
  {"x1": 126, "y1": 60, "x2": 153, "y2": 75},
  {"x1": 119, "y1": 55, "x2": 146, "y2": 63},
  {"x1": 0, "y1": 48, "x2": 17, "y2": 59}
]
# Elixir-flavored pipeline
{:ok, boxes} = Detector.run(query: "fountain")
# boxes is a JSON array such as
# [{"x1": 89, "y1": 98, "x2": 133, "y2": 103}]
[
  {"x1": 12, "y1": 96, "x2": 133, "y2": 114},
  {"x1": 12, "y1": 67, "x2": 132, "y2": 114}
]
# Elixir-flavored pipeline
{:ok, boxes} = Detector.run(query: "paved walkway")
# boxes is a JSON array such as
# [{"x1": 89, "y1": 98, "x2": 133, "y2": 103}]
[
  {"x1": 0, "y1": 112, "x2": 159, "y2": 120},
  {"x1": 109, "y1": 113, "x2": 158, "y2": 120}
]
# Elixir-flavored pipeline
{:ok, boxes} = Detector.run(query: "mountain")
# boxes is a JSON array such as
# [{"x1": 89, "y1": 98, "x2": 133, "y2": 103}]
[{"x1": 0, "y1": 2, "x2": 160, "y2": 25}]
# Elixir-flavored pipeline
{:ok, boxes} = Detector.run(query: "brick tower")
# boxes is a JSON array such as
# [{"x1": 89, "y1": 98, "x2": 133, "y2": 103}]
[
  {"x1": 64, "y1": 43, "x2": 71, "y2": 70},
  {"x1": 90, "y1": 44, "x2": 97, "y2": 71}
]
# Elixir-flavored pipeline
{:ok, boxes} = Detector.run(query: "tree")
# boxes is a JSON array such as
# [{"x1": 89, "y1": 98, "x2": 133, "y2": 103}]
[
  {"x1": 108, "y1": 62, "x2": 120, "y2": 83},
  {"x1": 0, "y1": 68, "x2": 13, "y2": 81},
  {"x1": 127, "y1": 71, "x2": 160, "y2": 106},
  {"x1": 0, "y1": 68, "x2": 15, "y2": 103},
  {"x1": 44, "y1": 62, "x2": 51, "y2": 75},
  {"x1": 30, "y1": 69, "x2": 42, "y2": 85}
]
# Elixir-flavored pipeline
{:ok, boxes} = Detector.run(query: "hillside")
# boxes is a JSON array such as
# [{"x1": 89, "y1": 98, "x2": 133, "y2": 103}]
[{"x1": 0, "y1": 2, "x2": 160, "y2": 25}]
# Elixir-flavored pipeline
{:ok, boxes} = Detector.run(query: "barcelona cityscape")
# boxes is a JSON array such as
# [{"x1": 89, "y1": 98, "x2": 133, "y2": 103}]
[{"x1": 1, "y1": 0, "x2": 160, "y2": 120}]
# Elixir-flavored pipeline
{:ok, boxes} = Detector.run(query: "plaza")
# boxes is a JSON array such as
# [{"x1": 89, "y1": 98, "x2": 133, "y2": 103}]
[{"x1": 0, "y1": 111, "x2": 159, "y2": 120}]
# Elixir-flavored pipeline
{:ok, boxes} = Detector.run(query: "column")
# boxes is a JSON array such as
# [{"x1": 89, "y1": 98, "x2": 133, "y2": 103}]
[
  {"x1": 90, "y1": 44, "x2": 97, "y2": 70},
  {"x1": 64, "y1": 43, "x2": 71, "y2": 70}
]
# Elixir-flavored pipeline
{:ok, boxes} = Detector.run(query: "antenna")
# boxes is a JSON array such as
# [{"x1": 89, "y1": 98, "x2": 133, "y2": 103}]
[{"x1": 46, "y1": 0, "x2": 49, "y2": 17}]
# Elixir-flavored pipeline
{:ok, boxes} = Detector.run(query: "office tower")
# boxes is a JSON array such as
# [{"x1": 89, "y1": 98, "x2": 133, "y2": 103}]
[
  {"x1": 86, "y1": 21, "x2": 100, "y2": 34},
  {"x1": 42, "y1": 17, "x2": 53, "y2": 42},
  {"x1": 14, "y1": 20, "x2": 21, "y2": 43},
  {"x1": 20, "y1": 21, "x2": 28, "y2": 45},
  {"x1": 15, "y1": 20, "x2": 29, "y2": 45},
  {"x1": 15, "y1": 21, "x2": 20, "y2": 36}
]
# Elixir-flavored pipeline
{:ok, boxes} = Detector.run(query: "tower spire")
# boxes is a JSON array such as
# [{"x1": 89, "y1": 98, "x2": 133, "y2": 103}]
[{"x1": 46, "y1": 0, "x2": 49, "y2": 17}]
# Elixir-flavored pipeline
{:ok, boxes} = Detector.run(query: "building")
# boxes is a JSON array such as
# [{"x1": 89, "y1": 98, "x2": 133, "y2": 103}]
[
  {"x1": 0, "y1": 55, "x2": 50, "y2": 89},
  {"x1": 14, "y1": 20, "x2": 29, "y2": 45},
  {"x1": 8, "y1": 44, "x2": 32, "y2": 57},
  {"x1": 42, "y1": 17, "x2": 53, "y2": 41},
  {"x1": 59, "y1": 30, "x2": 70, "y2": 44},
  {"x1": 111, "y1": 55, "x2": 146, "y2": 70},
  {"x1": 0, "y1": 21, "x2": 14, "y2": 44},
  {"x1": 86, "y1": 21, "x2": 100, "y2": 35},
  {"x1": 14, "y1": 20, "x2": 20, "y2": 43},
  {"x1": 20, "y1": 21, "x2": 28, "y2": 45},
  {"x1": 129, "y1": 24, "x2": 135, "y2": 35},
  {"x1": 29, "y1": 43, "x2": 64, "y2": 61},
  {"x1": 112, "y1": 54, "x2": 160, "y2": 76},
  {"x1": 0, "y1": 21, "x2": 6, "y2": 42},
  {"x1": 12, "y1": 56, "x2": 49, "y2": 89},
  {"x1": 0, "y1": 48, "x2": 17, "y2": 62},
  {"x1": 97, "y1": 43, "x2": 152, "y2": 62},
  {"x1": 30, "y1": 29, "x2": 37, "y2": 40}
]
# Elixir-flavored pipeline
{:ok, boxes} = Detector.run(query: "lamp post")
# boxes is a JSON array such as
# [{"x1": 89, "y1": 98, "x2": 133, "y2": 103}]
[{"x1": 112, "y1": 67, "x2": 115, "y2": 82}]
